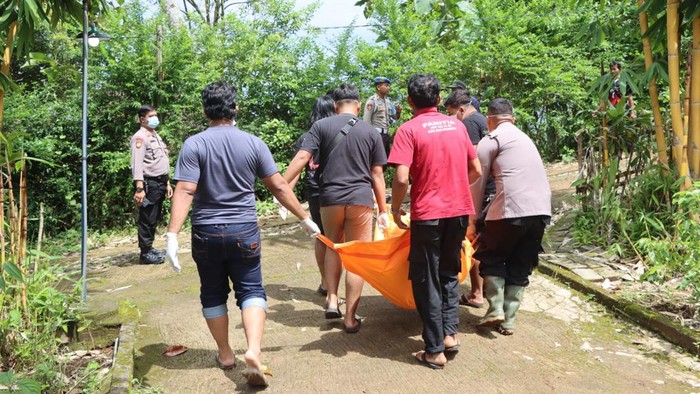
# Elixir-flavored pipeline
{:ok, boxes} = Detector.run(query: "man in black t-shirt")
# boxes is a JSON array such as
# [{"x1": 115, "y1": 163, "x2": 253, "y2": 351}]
[
  {"x1": 444, "y1": 90, "x2": 487, "y2": 144},
  {"x1": 284, "y1": 83, "x2": 389, "y2": 334},
  {"x1": 444, "y1": 89, "x2": 497, "y2": 310}
]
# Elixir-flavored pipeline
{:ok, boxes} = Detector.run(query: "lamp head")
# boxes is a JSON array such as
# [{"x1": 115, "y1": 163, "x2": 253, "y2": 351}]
[{"x1": 76, "y1": 24, "x2": 110, "y2": 46}]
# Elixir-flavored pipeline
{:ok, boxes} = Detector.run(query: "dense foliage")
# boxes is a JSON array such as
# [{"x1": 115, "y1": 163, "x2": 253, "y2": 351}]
[{"x1": 3, "y1": 0, "x2": 642, "y2": 240}]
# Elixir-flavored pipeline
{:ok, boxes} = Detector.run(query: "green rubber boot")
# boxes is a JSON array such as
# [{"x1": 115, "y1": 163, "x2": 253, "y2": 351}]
[
  {"x1": 476, "y1": 276, "x2": 506, "y2": 327},
  {"x1": 498, "y1": 285, "x2": 525, "y2": 335}
]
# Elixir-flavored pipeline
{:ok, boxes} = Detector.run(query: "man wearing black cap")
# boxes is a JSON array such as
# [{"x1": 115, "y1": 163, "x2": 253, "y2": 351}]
[
  {"x1": 448, "y1": 80, "x2": 481, "y2": 113},
  {"x1": 364, "y1": 77, "x2": 402, "y2": 158}
]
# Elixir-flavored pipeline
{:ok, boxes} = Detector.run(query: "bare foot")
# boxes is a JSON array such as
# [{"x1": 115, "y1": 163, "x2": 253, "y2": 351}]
[
  {"x1": 243, "y1": 349, "x2": 271, "y2": 387},
  {"x1": 412, "y1": 350, "x2": 447, "y2": 369},
  {"x1": 444, "y1": 334, "x2": 459, "y2": 349},
  {"x1": 468, "y1": 293, "x2": 484, "y2": 305},
  {"x1": 217, "y1": 347, "x2": 235, "y2": 368},
  {"x1": 244, "y1": 349, "x2": 262, "y2": 370}
]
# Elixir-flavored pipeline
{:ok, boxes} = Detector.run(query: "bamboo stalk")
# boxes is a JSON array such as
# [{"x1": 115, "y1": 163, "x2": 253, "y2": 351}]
[
  {"x1": 20, "y1": 157, "x2": 27, "y2": 267},
  {"x1": 0, "y1": 155, "x2": 4, "y2": 268},
  {"x1": 1, "y1": 22, "x2": 18, "y2": 271},
  {"x1": 0, "y1": 21, "x2": 18, "y2": 129},
  {"x1": 639, "y1": 0, "x2": 669, "y2": 171},
  {"x1": 37, "y1": 203, "x2": 44, "y2": 253},
  {"x1": 18, "y1": 156, "x2": 27, "y2": 317},
  {"x1": 684, "y1": 53, "x2": 691, "y2": 135},
  {"x1": 667, "y1": 0, "x2": 689, "y2": 189},
  {"x1": 690, "y1": 15, "x2": 700, "y2": 179},
  {"x1": 5, "y1": 150, "x2": 16, "y2": 261}
]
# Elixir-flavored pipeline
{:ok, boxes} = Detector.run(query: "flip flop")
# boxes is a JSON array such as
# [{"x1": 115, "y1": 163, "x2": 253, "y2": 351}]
[
  {"x1": 324, "y1": 298, "x2": 346, "y2": 309},
  {"x1": 344, "y1": 318, "x2": 362, "y2": 334},
  {"x1": 459, "y1": 294, "x2": 484, "y2": 308},
  {"x1": 413, "y1": 351, "x2": 445, "y2": 370},
  {"x1": 242, "y1": 366, "x2": 272, "y2": 387},
  {"x1": 325, "y1": 307, "x2": 342, "y2": 319},
  {"x1": 444, "y1": 342, "x2": 461, "y2": 354},
  {"x1": 214, "y1": 355, "x2": 235, "y2": 370},
  {"x1": 317, "y1": 284, "x2": 328, "y2": 296}
]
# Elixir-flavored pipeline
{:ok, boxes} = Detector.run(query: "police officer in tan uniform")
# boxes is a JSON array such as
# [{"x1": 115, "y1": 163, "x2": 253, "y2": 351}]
[
  {"x1": 364, "y1": 77, "x2": 402, "y2": 158},
  {"x1": 131, "y1": 105, "x2": 173, "y2": 264}
]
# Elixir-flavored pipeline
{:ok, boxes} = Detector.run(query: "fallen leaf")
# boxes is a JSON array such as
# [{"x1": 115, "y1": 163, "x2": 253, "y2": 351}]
[{"x1": 162, "y1": 345, "x2": 188, "y2": 357}]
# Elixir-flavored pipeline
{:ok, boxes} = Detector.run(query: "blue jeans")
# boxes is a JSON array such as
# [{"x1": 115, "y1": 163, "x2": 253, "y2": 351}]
[{"x1": 191, "y1": 222, "x2": 267, "y2": 318}]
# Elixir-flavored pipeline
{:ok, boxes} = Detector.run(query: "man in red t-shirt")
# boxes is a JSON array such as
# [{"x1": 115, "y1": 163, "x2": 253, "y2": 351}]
[{"x1": 388, "y1": 74, "x2": 482, "y2": 369}]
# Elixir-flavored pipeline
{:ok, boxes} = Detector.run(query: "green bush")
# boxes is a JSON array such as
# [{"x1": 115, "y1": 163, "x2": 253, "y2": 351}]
[
  {"x1": 635, "y1": 183, "x2": 700, "y2": 297},
  {"x1": 0, "y1": 258, "x2": 85, "y2": 391}
]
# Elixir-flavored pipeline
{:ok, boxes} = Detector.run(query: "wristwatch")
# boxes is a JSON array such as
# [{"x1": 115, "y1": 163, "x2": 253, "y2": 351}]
[{"x1": 135, "y1": 187, "x2": 144, "y2": 193}]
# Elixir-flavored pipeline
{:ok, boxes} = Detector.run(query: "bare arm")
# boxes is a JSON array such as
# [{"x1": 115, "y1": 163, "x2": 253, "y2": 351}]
[
  {"x1": 263, "y1": 172, "x2": 310, "y2": 221},
  {"x1": 371, "y1": 165, "x2": 387, "y2": 213},
  {"x1": 283, "y1": 150, "x2": 312, "y2": 185},
  {"x1": 167, "y1": 181, "x2": 197, "y2": 234},
  {"x1": 391, "y1": 164, "x2": 410, "y2": 229},
  {"x1": 287, "y1": 172, "x2": 302, "y2": 191},
  {"x1": 468, "y1": 157, "x2": 482, "y2": 184}
]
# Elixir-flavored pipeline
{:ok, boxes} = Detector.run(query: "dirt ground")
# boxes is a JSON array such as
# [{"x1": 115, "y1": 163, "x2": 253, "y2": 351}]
[{"x1": 83, "y1": 162, "x2": 700, "y2": 393}]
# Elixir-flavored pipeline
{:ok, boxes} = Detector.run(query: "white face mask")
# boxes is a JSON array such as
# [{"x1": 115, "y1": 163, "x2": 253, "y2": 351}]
[{"x1": 147, "y1": 116, "x2": 160, "y2": 129}]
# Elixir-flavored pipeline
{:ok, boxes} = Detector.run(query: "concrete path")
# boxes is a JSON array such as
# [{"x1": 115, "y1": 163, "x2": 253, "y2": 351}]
[{"x1": 86, "y1": 223, "x2": 700, "y2": 393}]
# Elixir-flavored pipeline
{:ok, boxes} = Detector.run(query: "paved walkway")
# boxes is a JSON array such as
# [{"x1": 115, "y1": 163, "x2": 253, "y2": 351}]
[{"x1": 86, "y1": 220, "x2": 700, "y2": 393}]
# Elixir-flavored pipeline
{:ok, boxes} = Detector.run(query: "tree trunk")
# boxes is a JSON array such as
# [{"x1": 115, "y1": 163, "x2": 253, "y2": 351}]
[
  {"x1": 639, "y1": 0, "x2": 669, "y2": 172},
  {"x1": 690, "y1": 14, "x2": 700, "y2": 179},
  {"x1": 159, "y1": 0, "x2": 183, "y2": 28},
  {"x1": 667, "y1": 0, "x2": 690, "y2": 189}
]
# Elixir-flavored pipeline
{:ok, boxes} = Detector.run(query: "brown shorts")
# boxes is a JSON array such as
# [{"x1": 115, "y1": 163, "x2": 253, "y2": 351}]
[{"x1": 320, "y1": 205, "x2": 373, "y2": 243}]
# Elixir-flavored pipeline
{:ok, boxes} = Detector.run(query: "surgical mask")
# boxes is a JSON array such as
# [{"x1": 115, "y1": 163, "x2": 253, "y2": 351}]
[{"x1": 147, "y1": 116, "x2": 160, "y2": 129}]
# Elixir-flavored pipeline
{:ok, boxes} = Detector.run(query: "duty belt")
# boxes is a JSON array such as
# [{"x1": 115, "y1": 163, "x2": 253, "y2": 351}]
[
  {"x1": 375, "y1": 127, "x2": 388, "y2": 135},
  {"x1": 144, "y1": 174, "x2": 169, "y2": 182}
]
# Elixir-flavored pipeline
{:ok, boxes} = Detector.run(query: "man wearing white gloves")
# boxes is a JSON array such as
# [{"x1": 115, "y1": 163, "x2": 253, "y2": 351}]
[
  {"x1": 165, "y1": 82, "x2": 318, "y2": 388},
  {"x1": 388, "y1": 74, "x2": 481, "y2": 369},
  {"x1": 284, "y1": 83, "x2": 388, "y2": 334}
]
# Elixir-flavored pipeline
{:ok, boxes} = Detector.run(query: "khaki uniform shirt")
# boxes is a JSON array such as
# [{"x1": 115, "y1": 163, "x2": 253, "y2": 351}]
[
  {"x1": 130, "y1": 126, "x2": 170, "y2": 181},
  {"x1": 363, "y1": 94, "x2": 394, "y2": 130}
]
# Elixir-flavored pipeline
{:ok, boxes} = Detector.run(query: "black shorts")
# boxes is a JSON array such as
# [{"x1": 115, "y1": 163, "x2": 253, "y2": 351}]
[{"x1": 474, "y1": 216, "x2": 548, "y2": 286}]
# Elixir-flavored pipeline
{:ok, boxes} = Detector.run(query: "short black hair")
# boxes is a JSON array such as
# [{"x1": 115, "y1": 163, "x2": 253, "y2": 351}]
[
  {"x1": 202, "y1": 82, "x2": 237, "y2": 120},
  {"x1": 407, "y1": 74, "x2": 441, "y2": 109},
  {"x1": 309, "y1": 95, "x2": 335, "y2": 127},
  {"x1": 443, "y1": 90, "x2": 471, "y2": 108},
  {"x1": 487, "y1": 98, "x2": 514, "y2": 116},
  {"x1": 137, "y1": 105, "x2": 155, "y2": 118},
  {"x1": 610, "y1": 61, "x2": 622, "y2": 69},
  {"x1": 332, "y1": 83, "x2": 360, "y2": 103}
]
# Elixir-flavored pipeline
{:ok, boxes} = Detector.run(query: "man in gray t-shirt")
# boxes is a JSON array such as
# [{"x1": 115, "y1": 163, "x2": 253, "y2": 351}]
[
  {"x1": 164, "y1": 82, "x2": 319, "y2": 388},
  {"x1": 284, "y1": 83, "x2": 389, "y2": 334}
]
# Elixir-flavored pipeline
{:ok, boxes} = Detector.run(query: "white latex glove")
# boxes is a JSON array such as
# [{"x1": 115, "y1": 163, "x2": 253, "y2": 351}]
[
  {"x1": 377, "y1": 212, "x2": 390, "y2": 230},
  {"x1": 300, "y1": 217, "x2": 321, "y2": 237},
  {"x1": 273, "y1": 196, "x2": 288, "y2": 220},
  {"x1": 166, "y1": 232, "x2": 181, "y2": 273}
]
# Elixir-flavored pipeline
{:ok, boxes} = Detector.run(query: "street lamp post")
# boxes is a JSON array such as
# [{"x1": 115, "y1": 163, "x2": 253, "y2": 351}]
[{"x1": 79, "y1": 0, "x2": 108, "y2": 302}]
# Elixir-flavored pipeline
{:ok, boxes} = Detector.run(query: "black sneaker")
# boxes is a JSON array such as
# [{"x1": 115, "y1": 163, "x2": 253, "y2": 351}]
[
  {"x1": 153, "y1": 248, "x2": 166, "y2": 257},
  {"x1": 140, "y1": 250, "x2": 165, "y2": 265}
]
